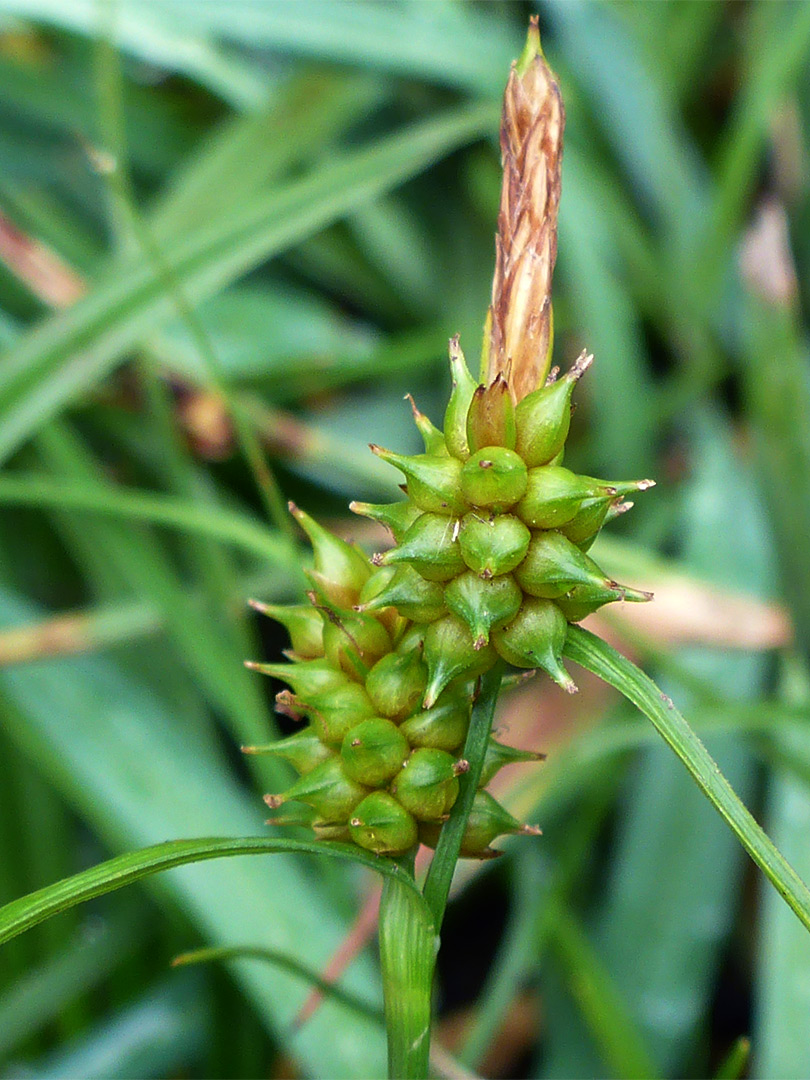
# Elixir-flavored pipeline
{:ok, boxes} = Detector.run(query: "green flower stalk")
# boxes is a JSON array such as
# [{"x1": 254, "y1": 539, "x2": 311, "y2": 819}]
[{"x1": 245, "y1": 19, "x2": 654, "y2": 867}]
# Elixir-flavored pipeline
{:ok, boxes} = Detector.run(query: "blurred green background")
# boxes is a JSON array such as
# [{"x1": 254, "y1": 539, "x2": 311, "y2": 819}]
[{"x1": 1, "y1": 1, "x2": 809, "y2": 1077}]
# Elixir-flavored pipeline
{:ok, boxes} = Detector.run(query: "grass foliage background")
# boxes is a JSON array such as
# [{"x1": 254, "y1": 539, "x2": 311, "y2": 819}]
[{"x1": 1, "y1": 1, "x2": 810, "y2": 1077}]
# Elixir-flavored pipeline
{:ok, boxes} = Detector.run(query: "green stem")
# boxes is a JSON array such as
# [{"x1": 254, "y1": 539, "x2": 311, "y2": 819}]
[
  {"x1": 379, "y1": 858, "x2": 437, "y2": 1080},
  {"x1": 422, "y1": 667, "x2": 503, "y2": 929}
]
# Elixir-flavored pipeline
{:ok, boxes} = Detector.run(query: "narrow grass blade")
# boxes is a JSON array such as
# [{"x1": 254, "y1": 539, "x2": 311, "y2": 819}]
[
  {"x1": 564, "y1": 626, "x2": 810, "y2": 935},
  {"x1": 0, "y1": 835, "x2": 424, "y2": 948},
  {"x1": 0, "y1": 102, "x2": 496, "y2": 464}
]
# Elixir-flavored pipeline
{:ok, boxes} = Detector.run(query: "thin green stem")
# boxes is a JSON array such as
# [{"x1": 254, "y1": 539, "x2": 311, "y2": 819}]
[
  {"x1": 422, "y1": 667, "x2": 503, "y2": 929},
  {"x1": 379, "y1": 857, "x2": 437, "y2": 1080}
]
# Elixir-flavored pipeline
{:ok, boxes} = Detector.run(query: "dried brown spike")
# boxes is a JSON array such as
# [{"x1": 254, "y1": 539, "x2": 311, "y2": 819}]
[{"x1": 486, "y1": 15, "x2": 565, "y2": 402}]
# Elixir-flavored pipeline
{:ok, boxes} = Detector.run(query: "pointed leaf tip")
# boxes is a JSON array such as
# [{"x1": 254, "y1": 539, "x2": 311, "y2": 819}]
[{"x1": 515, "y1": 14, "x2": 543, "y2": 77}]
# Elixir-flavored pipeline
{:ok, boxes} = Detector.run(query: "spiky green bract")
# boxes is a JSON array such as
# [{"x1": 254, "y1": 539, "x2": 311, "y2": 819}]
[
  {"x1": 289, "y1": 502, "x2": 371, "y2": 607},
  {"x1": 370, "y1": 446, "x2": 469, "y2": 516},
  {"x1": 264, "y1": 757, "x2": 368, "y2": 821},
  {"x1": 249, "y1": 600, "x2": 324, "y2": 658},
  {"x1": 349, "y1": 499, "x2": 422, "y2": 543},
  {"x1": 420, "y1": 790, "x2": 540, "y2": 859},
  {"x1": 445, "y1": 334, "x2": 478, "y2": 458},
  {"x1": 479, "y1": 738, "x2": 545, "y2": 787},
  {"x1": 251, "y1": 340, "x2": 653, "y2": 860},
  {"x1": 242, "y1": 729, "x2": 334, "y2": 774}
]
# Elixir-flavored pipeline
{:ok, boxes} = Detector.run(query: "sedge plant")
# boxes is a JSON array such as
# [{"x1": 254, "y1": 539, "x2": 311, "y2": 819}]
[{"x1": 2, "y1": 18, "x2": 810, "y2": 1080}]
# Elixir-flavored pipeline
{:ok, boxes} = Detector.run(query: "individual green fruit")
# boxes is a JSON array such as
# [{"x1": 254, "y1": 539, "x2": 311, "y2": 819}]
[
  {"x1": 341, "y1": 718, "x2": 409, "y2": 786},
  {"x1": 365, "y1": 647, "x2": 428, "y2": 721},
  {"x1": 460, "y1": 447, "x2": 528, "y2": 512},
  {"x1": 466, "y1": 374, "x2": 516, "y2": 452},
  {"x1": 398, "y1": 692, "x2": 471, "y2": 751},
  {"x1": 444, "y1": 334, "x2": 478, "y2": 459},
  {"x1": 514, "y1": 467, "x2": 610, "y2": 529},
  {"x1": 246, "y1": 658, "x2": 348, "y2": 698},
  {"x1": 306, "y1": 681, "x2": 377, "y2": 745},
  {"x1": 356, "y1": 564, "x2": 448, "y2": 623},
  {"x1": 379, "y1": 512, "x2": 465, "y2": 582},
  {"x1": 478, "y1": 738, "x2": 545, "y2": 787},
  {"x1": 423, "y1": 614, "x2": 497, "y2": 707},
  {"x1": 371, "y1": 446, "x2": 469, "y2": 516},
  {"x1": 445, "y1": 571, "x2": 522, "y2": 648},
  {"x1": 421, "y1": 790, "x2": 540, "y2": 857},
  {"x1": 458, "y1": 512, "x2": 531, "y2": 578},
  {"x1": 249, "y1": 600, "x2": 324, "y2": 658},
  {"x1": 349, "y1": 792, "x2": 418, "y2": 855},
  {"x1": 492, "y1": 598, "x2": 577, "y2": 693},
  {"x1": 290, "y1": 502, "x2": 372, "y2": 608},
  {"x1": 514, "y1": 350, "x2": 592, "y2": 466},
  {"x1": 514, "y1": 530, "x2": 619, "y2": 600},
  {"x1": 264, "y1": 757, "x2": 368, "y2": 821},
  {"x1": 321, "y1": 609, "x2": 391, "y2": 678},
  {"x1": 241, "y1": 728, "x2": 334, "y2": 774},
  {"x1": 349, "y1": 499, "x2": 423, "y2": 543},
  {"x1": 390, "y1": 748, "x2": 467, "y2": 822}
]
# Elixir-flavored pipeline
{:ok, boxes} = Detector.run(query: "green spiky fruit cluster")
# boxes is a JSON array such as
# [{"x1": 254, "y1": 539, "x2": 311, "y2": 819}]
[{"x1": 247, "y1": 338, "x2": 653, "y2": 859}]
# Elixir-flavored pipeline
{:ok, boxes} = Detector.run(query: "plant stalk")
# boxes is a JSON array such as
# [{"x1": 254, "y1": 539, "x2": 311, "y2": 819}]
[{"x1": 379, "y1": 858, "x2": 437, "y2": 1080}]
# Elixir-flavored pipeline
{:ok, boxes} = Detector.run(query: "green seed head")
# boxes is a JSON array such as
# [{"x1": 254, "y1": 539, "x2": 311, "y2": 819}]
[
  {"x1": 398, "y1": 690, "x2": 471, "y2": 752},
  {"x1": 247, "y1": 657, "x2": 349, "y2": 699},
  {"x1": 379, "y1": 512, "x2": 465, "y2": 582},
  {"x1": 321, "y1": 608, "x2": 391, "y2": 679},
  {"x1": 290, "y1": 502, "x2": 372, "y2": 608},
  {"x1": 478, "y1": 738, "x2": 545, "y2": 787},
  {"x1": 390, "y1": 748, "x2": 467, "y2": 822},
  {"x1": 513, "y1": 530, "x2": 619, "y2": 600},
  {"x1": 371, "y1": 446, "x2": 469, "y2": 516},
  {"x1": 444, "y1": 334, "x2": 478, "y2": 459},
  {"x1": 407, "y1": 393, "x2": 448, "y2": 456},
  {"x1": 349, "y1": 499, "x2": 423, "y2": 543},
  {"x1": 306, "y1": 681, "x2": 377, "y2": 745},
  {"x1": 466, "y1": 373, "x2": 516, "y2": 452},
  {"x1": 264, "y1": 757, "x2": 368, "y2": 822},
  {"x1": 460, "y1": 447, "x2": 528, "y2": 512},
  {"x1": 451, "y1": 790, "x2": 540, "y2": 857},
  {"x1": 492, "y1": 597, "x2": 576, "y2": 693},
  {"x1": 423, "y1": 614, "x2": 497, "y2": 707},
  {"x1": 458, "y1": 512, "x2": 531, "y2": 578},
  {"x1": 514, "y1": 466, "x2": 607, "y2": 529},
  {"x1": 341, "y1": 718, "x2": 409, "y2": 786},
  {"x1": 242, "y1": 728, "x2": 334, "y2": 775},
  {"x1": 514, "y1": 350, "x2": 592, "y2": 466},
  {"x1": 365, "y1": 646, "x2": 428, "y2": 721},
  {"x1": 249, "y1": 600, "x2": 325, "y2": 659},
  {"x1": 357, "y1": 564, "x2": 448, "y2": 623},
  {"x1": 445, "y1": 571, "x2": 522, "y2": 648},
  {"x1": 349, "y1": 791, "x2": 418, "y2": 856}
]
